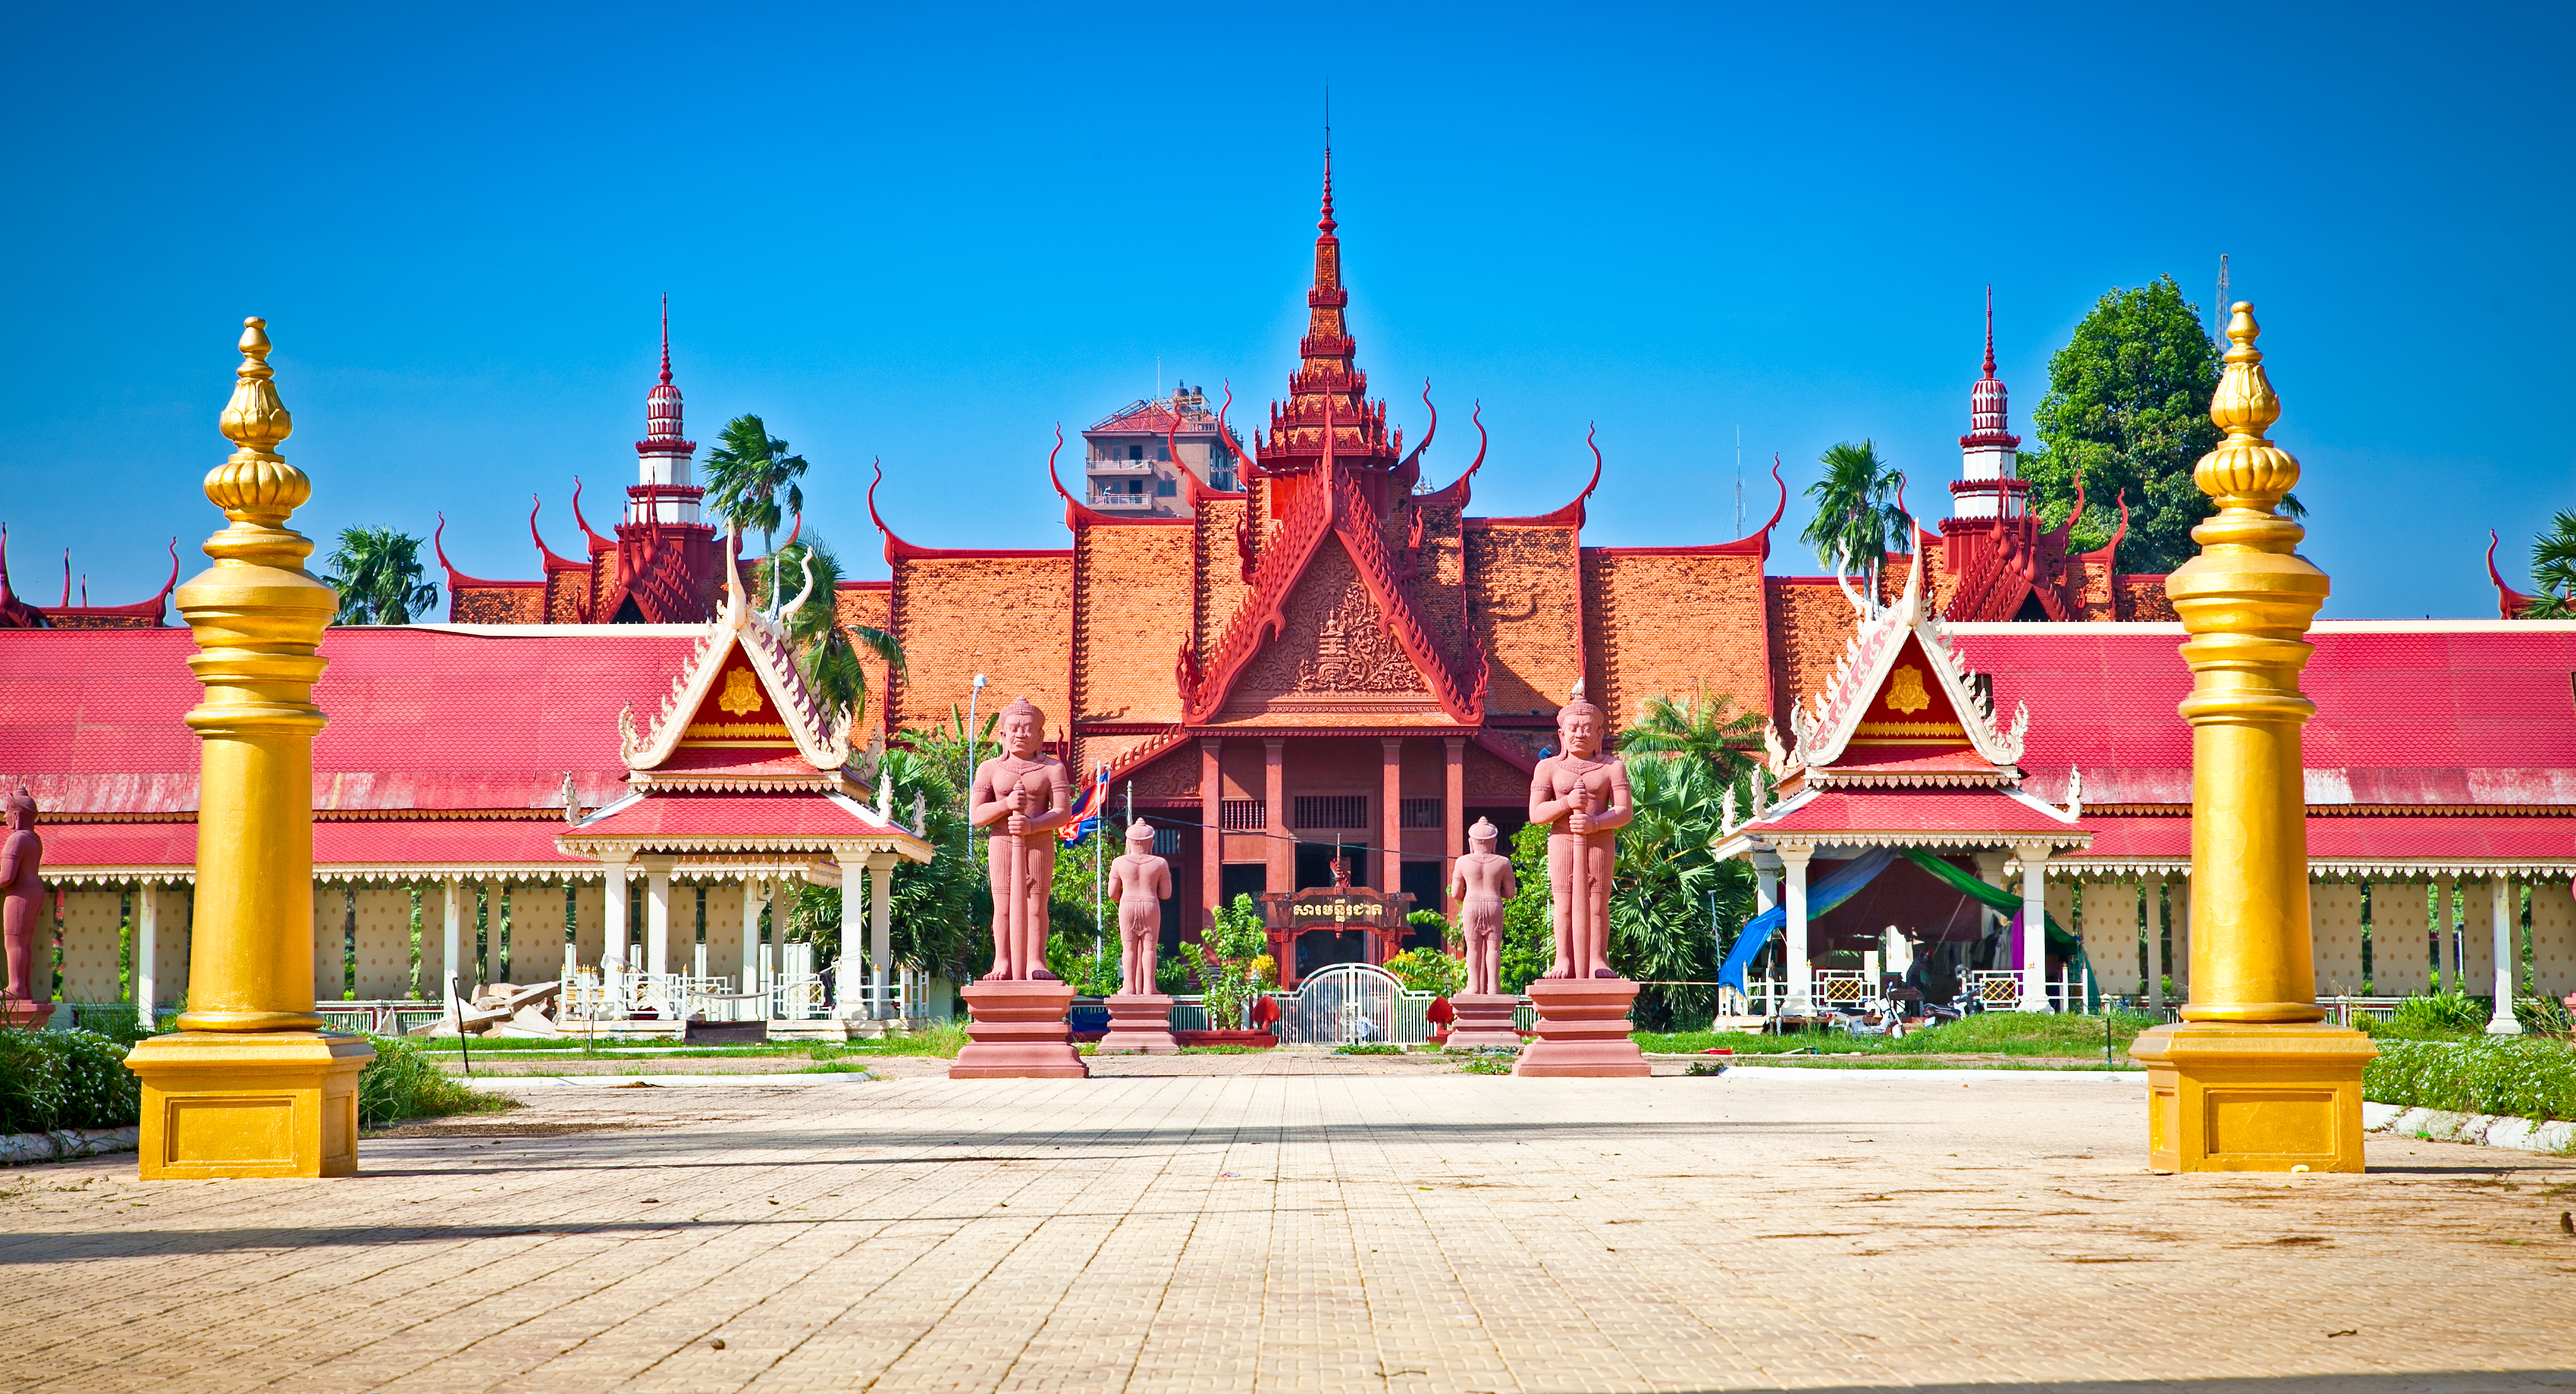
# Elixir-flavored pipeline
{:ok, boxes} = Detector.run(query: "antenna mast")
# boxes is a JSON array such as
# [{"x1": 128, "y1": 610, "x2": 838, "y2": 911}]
[
  {"x1": 1735, "y1": 426, "x2": 1744, "y2": 535},
  {"x1": 2215, "y1": 253, "x2": 2230, "y2": 341}
]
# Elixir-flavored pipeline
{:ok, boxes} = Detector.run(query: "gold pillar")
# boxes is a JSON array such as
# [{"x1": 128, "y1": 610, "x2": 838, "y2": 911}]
[
  {"x1": 125, "y1": 318, "x2": 374, "y2": 1179},
  {"x1": 2130, "y1": 304, "x2": 2373, "y2": 1172}
]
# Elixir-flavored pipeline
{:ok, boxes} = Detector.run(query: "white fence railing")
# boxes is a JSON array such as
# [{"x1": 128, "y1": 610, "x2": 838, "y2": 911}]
[
  {"x1": 556, "y1": 939, "x2": 927, "y2": 1026},
  {"x1": 1727, "y1": 964, "x2": 2097, "y2": 1020}
]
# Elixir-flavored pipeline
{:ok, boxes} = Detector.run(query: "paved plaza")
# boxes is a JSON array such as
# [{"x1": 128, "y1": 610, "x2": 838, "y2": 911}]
[{"x1": 3, "y1": 1061, "x2": 2573, "y2": 1393}]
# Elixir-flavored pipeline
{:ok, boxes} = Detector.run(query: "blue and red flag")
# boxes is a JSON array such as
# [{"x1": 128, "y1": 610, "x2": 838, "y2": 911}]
[{"x1": 1061, "y1": 764, "x2": 1110, "y2": 843}]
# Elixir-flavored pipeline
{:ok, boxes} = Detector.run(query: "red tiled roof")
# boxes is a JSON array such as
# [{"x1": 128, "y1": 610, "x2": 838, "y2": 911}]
[
  {"x1": 1747, "y1": 787, "x2": 2083, "y2": 843},
  {"x1": 569, "y1": 791, "x2": 908, "y2": 843},
  {"x1": 2070, "y1": 812, "x2": 2576, "y2": 867},
  {"x1": 0, "y1": 627, "x2": 701, "y2": 815},
  {"x1": 38, "y1": 817, "x2": 595, "y2": 876},
  {"x1": 1953, "y1": 623, "x2": 2576, "y2": 808}
]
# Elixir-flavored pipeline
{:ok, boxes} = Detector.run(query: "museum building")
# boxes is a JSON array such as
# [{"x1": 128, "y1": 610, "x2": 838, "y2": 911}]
[{"x1": 2, "y1": 155, "x2": 2571, "y2": 1013}]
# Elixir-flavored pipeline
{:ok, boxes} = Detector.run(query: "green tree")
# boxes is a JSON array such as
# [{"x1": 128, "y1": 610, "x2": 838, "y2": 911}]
[
  {"x1": 1605, "y1": 747, "x2": 1753, "y2": 1029},
  {"x1": 2524, "y1": 512, "x2": 2576, "y2": 619},
  {"x1": 1193, "y1": 894, "x2": 1270, "y2": 1029},
  {"x1": 1618, "y1": 687, "x2": 1763, "y2": 779},
  {"x1": 755, "y1": 533, "x2": 906, "y2": 731},
  {"x1": 320, "y1": 526, "x2": 439, "y2": 625},
  {"x1": 705, "y1": 414, "x2": 809, "y2": 603},
  {"x1": 1498, "y1": 821, "x2": 1556, "y2": 994},
  {"x1": 2018, "y1": 276, "x2": 2225, "y2": 573},
  {"x1": 1800, "y1": 440, "x2": 1907, "y2": 587},
  {"x1": 793, "y1": 737, "x2": 989, "y2": 981}
]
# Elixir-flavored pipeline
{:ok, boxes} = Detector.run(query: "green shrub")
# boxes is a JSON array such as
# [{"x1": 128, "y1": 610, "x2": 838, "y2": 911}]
[
  {"x1": 1382, "y1": 948, "x2": 1464, "y2": 998},
  {"x1": 0, "y1": 1028, "x2": 141, "y2": 1133},
  {"x1": 2365, "y1": 1037, "x2": 2576, "y2": 1123},
  {"x1": 1332, "y1": 1042, "x2": 1406, "y2": 1056},
  {"x1": 2381, "y1": 992, "x2": 2491, "y2": 1038},
  {"x1": 1455, "y1": 1052, "x2": 1513, "y2": 1075},
  {"x1": 356, "y1": 1035, "x2": 509, "y2": 1128}
]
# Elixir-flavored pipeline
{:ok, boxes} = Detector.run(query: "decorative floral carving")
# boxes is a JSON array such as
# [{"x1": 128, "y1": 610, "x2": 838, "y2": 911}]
[
  {"x1": 718, "y1": 667, "x2": 763, "y2": 717},
  {"x1": 1294, "y1": 577, "x2": 1423, "y2": 694}
]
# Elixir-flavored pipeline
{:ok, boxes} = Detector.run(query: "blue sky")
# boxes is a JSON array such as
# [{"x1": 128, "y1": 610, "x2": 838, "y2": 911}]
[{"x1": 5, "y1": 3, "x2": 2569, "y2": 617}]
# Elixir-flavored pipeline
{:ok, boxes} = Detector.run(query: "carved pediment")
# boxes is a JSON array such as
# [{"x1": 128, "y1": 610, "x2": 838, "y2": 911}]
[{"x1": 1226, "y1": 537, "x2": 1436, "y2": 715}]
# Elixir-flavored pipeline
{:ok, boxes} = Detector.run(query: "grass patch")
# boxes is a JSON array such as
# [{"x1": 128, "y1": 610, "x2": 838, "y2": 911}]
[
  {"x1": 849, "y1": 1022, "x2": 969, "y2": 1058},
  {"x1": 2365, "y1": 1037, "x2": 2576, "y2": 1124},
  {"x1": 1174, "y1": 1045, "x2": 1265, "y2": 1055},
  {"x1": 1455, "y1": 1054, "x2": 1513, "y2": 1075},
  {"x1": 358, "y1": 1036, "x2": 514, "y2": 1127},
  {"x1": 1332, "y1": 1042, "x2": 1408, "y2": 1056},
  {"x1": 1639, "y1": 1010, "x2": 2154, "y2": 1059}
]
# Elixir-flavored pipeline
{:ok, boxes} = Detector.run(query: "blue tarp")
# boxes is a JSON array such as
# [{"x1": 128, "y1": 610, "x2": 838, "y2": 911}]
[{"x1": 1717, "y1": 847, "x2": 1900, "y2": 992}]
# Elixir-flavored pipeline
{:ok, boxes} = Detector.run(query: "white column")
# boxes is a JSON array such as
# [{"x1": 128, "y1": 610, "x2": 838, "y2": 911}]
[
  {"x1": 2487, "y1": 874, "x2": 2523, "y2": 1035},
  {"x1": 2014, "y1": 843, "x2": 2052, "y2": 1013},
  {"x1": 870, "y1": 852, "x2": 897, "y2": 1019},
  {"x1": 602, "y1": 854, "x2": 631, "y2": 972},
  {"x1": 1779, "y1": 845, "x2": 1813, "y2": 1015},
  {"x1": 741, "y1": 878, "x2": 764, "y2": 990},
  {"x1": 2145, "y1": 874, "x2": 2166, "y2": 1012},
  {"x1": 829, "y1": 853, "x2": 864, "y2": 1017},
  {"x1": 643, "y1": 857, "x2": 673, "y2": 978},
  {"x1": 134, "y1": 883, "x2": 158, "y2": 1032},
  {"x1": 441, "y1": 876, "x2": 464, "y2": 1009}
]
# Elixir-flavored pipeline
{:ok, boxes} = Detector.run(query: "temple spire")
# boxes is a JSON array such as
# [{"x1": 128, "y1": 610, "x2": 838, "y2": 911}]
[
  {"x1": 1982, "y1": 284, "x2": 1996, "y2": 378},
  {"x1": 658, "y1": 292, "x2": 672, "y2": 387}
]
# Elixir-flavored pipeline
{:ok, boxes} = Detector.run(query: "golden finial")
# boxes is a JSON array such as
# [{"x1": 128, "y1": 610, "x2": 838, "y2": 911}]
[
  {"x1": 206, "y1": 316, "x2": 310, "y2": 530},
  {"x1": 2191, "y1": 302, "x2": 2299, "y2": 534}
]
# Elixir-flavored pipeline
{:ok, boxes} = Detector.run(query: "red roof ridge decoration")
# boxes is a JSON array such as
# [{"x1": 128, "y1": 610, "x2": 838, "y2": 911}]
[
  {"x1": 1481, "y1": 426, "x2": 1605, "y2": 528},
  {"x1": 616, "y1": 532, "x2": 849, "y2": 781},
  {"x1": 568, "y1": 476, "x2": 613, "y2": 554},
  {"x1": 869, "y1": 458, "x2": 1070, "y2": 562},
  {"x1": 2489, "y1": 530, "x2": 2540, "y2": 618},
  {"x1": 1180, "y1": 426, "x2": 1481, "y2": 725},
  {"x1": 1767, "y1": 543, "x2": 2028, "y2": 783},
  {"x1": 1412, "y1": 400, "x2": 1485, "y2": 510},
  {"x1": 0, "y1": 528, "x2": 180, "y2": 627},
  {"x1": 432, "y1": 513, "x2": 536, "y2": 592},
  {"x1": 528, "y1": 495, "x2": 588, "y2": 574}
]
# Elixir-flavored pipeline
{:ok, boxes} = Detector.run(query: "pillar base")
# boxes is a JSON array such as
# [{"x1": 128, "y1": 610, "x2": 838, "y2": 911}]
[
  {"x1": 951, "y1": 980, "x2": 1090, "y2": 1078},
  {"x1": 0, "y1": 999, "x2": 56, "y2": 1029},
  {"x1": 1096, "y1": 993, "x2": 1178, "y2": 1054},
  {"x1": 123, "y1": 1031, "x2": 375, "y2": 1179},
  {"x1": 2130, "y1": 1021, "x2": 2376, "y2": 1173},
  {"x1": 1446, "y1": 993, "x2": 1524, "y2": 1050},
  {"x1": 1515, "y1": 978, "x2": 1649, "y2": 1078}
]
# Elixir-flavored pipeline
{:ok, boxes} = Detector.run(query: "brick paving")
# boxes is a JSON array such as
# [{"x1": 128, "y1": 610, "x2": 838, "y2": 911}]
[{"x1": 3, "y1": 1062, "x2": 2573, "y2": 1393}]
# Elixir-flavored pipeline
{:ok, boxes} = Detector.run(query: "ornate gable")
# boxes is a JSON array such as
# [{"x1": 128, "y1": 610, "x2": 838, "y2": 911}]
[
  {"x1": 1228, "y1": 536, "x2": 1431, "y2": 713},
  {"x1": 618, "y1": 546, "x2": 850, "y2": 783},
  {"x1": 1769, "y1": 548, "x2": 2027, "y2": 785}
]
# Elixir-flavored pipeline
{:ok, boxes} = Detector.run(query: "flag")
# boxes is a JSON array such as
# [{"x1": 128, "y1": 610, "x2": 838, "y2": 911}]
[{"x1": 1061, "y1": 764, "x2": 1110, "y2": 844}]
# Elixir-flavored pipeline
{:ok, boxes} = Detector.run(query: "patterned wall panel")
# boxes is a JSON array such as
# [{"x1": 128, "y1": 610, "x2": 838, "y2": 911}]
[
  {"x1": 353, "y1": 886, "x2": 416, "y2": 1000},
  {"x1": 2369, "y1": 880, "x2": 2431, "y2": 996},
  {"x1": 314, "y1": 885, "x2": 350, "y2": 1001},
  {"x1": 703, "y1": 884, "x2": 744, "y2": 986},
  {"x1": 137, "y1": 885, "x2": 190, "y2": 1010},
  {"x1": 572, "y1": 884, "x2": 606, "y2": 970},
  {"x1": 510, "y1": 882, "x2": 570, "y2": 980},
  {"x1": 57, "y1": 889, "x2": 123, "y2": 1002},
  {"x1": 2080, "y1": 881, "x2": 2141, "y2": 995},
  {"x1": 2310, "y1": 881, "x2": 2365, "y2": 997},
  {"x1": 2528, "y1": 881, "x2": 2576, "y2": 999},
  {"x1": 2461, "y1": 874, "x2": 2505, "y2": 998}
]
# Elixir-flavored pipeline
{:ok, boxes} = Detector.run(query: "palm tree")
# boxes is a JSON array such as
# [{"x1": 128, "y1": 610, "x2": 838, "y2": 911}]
[
  {"x1": 1800, "y1": 440, "x2": 1907, "y2": 589},
  {"x1": 320, "y1": 527, "x2": 439, "y2": 625},
  {"x1": 1607, "y1": 745, "x2": 1755, "y2": 1028},
  {"x1": 1617, "y1": 687, "x2": 1763, "y2": 780},
  {"x1": 705, "y1": 414, "x2": 809, "y2": 606},
  {"x1": 2528, "y1": 512, "x2": 2576, "y2": 619},
  {"x1": 757, "y1": 533, "x2": 907, "y2": 733}
]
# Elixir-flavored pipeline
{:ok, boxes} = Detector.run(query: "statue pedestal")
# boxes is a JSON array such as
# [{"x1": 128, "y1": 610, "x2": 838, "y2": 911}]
[
  {"x1": 1514, "y1": 979, "x2": 1649, "y2": 1078},
  {"x1": 1097, "y1": 993, "x2": 1178, "y2": 1054},
  {"x1": 951, "y1": 980, "x2": 1089, "y2": 1078},
  {"x1": 1445, "y1": 993, "x2": 1523, "y2": 1050},
  {"x1": 2130, "y1": 1022, "x2": 2375, "y2": 1172},
  {"x1": 0, "y1": 998, "x2": 55, "y2": 1029},
  {"x1": 123, "y1": 1031, "x2": 375, "y2": 1178}
]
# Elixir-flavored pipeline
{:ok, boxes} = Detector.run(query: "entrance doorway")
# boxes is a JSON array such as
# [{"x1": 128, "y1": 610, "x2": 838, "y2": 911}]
[
  {"x1": 1218, "y1": 863, "x2": 1264, "y2": 917},
  {"x1": 1296, "y1": 930, "x2": 1369, "y2": 980},
  {"x1": 1296, "y1": 841, "x2": 1367, "y2": 890}
]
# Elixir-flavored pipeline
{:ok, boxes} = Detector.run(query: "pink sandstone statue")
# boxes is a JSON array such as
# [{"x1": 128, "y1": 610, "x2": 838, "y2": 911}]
[
  {"x1": 968, "y1": 697, "x2": 1074, "y2": 981},
  {"x1": 1108, "y1": 818, "x2": 1172, "y2": 997},
  {"x1": 1529, "y1": 687, "x2": 1632, "y2": 980},
  {"x1": 1, "y1": 788, "x2": 47, "y2": 1023},
  {"x1": 1448, "y1": 817, "x2": 1517, "y2": 998}
]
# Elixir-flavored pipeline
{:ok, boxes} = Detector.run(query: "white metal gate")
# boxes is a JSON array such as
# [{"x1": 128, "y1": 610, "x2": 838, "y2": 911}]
[{"x1": 1277, "y1": 963, "x2": 1432, "y2": 1046}]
